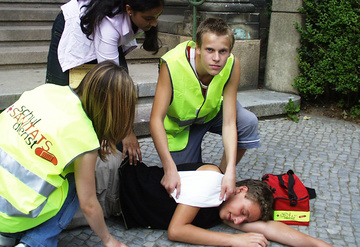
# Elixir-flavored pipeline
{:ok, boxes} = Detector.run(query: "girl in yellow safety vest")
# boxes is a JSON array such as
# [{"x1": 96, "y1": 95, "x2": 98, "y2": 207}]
[{"x1": 0, "y1": 61, "x2": 135, "y2": 247}]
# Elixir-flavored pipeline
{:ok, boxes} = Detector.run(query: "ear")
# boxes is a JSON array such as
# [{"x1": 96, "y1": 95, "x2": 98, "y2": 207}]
[
  {"x1": 195, "y1": 44, "x2": 201, "y2": 55},
  {"x1": 235, "y1": 186, "x2": 249, "y2": 195}
]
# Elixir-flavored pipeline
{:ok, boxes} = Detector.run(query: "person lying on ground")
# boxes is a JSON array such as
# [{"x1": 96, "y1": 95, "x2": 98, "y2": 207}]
[{"x1": 119, "y1": 158, "x2": 333, "y2": 247}]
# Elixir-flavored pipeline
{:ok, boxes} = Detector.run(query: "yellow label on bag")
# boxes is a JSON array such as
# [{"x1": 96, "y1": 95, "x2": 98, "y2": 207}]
[
  {"x1": 273, "y1": 210, "x2": 310, "y2": 222},
  {"x1": 69, "y1": 64, "x2": 96, "y2": 89}
]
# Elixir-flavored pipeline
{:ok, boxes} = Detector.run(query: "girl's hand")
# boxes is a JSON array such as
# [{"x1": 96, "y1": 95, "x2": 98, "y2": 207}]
[
  {"x1": 103, "y1": 235, "x2": 128, "y2": 247},
  {"x1": 121, "y1": 131, "x2": 142, "y2": 165}
]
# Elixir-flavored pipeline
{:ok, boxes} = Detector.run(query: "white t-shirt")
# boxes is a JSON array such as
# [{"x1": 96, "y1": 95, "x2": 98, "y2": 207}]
[
  {"x1": 171, "y1": 170, "x2": 225, "y2": 208},
  {"x1": 58, "y1": 0, "x2": 143, "y2": 72}
]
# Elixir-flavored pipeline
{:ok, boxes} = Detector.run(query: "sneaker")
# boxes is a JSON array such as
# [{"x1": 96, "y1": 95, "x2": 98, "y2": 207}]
[
  {"x1": 0, "y1": 234, "x2": 16, "y2": 247},
  {"x1": 15, "y1": 244, "x2": 26, "y2": 247}
]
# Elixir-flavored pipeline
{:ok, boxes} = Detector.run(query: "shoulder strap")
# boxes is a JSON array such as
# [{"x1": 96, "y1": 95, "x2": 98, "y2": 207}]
[{"x1": 277, "y1": 170, "x2": 298, "y2": 206}]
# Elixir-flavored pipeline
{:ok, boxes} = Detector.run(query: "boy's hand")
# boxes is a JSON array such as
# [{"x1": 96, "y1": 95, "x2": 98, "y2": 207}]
[
  {"x1": 220, "y1": 171, "x2": 236, "y2": 201},
  {"x1": 161, "y1": 170, "x2": 181, "y2": 199},
  {"x1": 230, "y1": 232, "x2": 268, "y2": 247}
]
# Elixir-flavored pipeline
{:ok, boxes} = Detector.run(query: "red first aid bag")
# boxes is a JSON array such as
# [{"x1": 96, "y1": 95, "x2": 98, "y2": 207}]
[{"x1": 262, "y1": 170, "x2": 316, "y2": 226}]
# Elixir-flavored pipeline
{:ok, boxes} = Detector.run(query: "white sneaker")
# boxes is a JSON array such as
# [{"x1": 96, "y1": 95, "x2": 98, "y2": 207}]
[
  {"x1": 0, "y1": 234, "x2": 16, "y2": 247},
  {"x1": 15, "y1": 243, "x2": 26, "y2": 247}
]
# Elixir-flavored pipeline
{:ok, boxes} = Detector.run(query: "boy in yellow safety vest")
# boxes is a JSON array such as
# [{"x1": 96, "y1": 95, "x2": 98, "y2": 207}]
[{"x1": 150, "y1": 17, "x2": 260, "y2": 202}]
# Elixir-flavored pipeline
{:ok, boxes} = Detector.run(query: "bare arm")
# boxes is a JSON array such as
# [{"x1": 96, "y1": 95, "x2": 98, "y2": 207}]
[
  {"x1": 168, "y1": 165, "x2": 268, "y2": 247},
  {"x1": 150, "y1": 64, "x2": 181, "y2": 198},
  {"x1": 74, "y1": 151, "x2": 127, "y2": 247},
  {"x1": 169, "y1": 203, "x2": 268, "y2": 247},
  {"x1": 224, "y1": 220, "x2": 333, "y2": 247},
  {"x1": 220, "y1": 56, "x2": 241, "y2": 200}
]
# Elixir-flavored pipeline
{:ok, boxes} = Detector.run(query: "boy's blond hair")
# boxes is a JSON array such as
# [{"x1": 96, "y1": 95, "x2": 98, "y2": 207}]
[{"x1": 196, "y1": 17, "x2": 235, "y2": 51}]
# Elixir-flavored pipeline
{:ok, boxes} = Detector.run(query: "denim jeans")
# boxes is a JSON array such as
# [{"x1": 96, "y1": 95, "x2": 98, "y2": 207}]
[
  {"x1": 46, "y1": 11, "x2": 128, "y2": 86},
  {"x1": 1, "y1": 174, "x2": 79, "y2": 247}
]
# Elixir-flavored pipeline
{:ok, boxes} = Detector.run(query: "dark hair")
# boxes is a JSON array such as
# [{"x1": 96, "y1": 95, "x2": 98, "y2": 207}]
[
  {"x1": 80, "y1": 0, "x2": 164, "y2": 53},
  {"x1": 74, "y1": 61, "x2": 136, "y2": 161},
  {"x1": 236, "y1": 179, "x2": 274, "y2": 221},
  {"x1": 142, "y1": 26, "x2": 162, "y2": 54},
  {"x1": 196, "y1": 17, "x2": 235, "y2": 51}
]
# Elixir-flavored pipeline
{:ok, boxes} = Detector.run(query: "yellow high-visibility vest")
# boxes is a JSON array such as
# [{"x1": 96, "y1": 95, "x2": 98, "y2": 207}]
[
  {"x1": 161, "y1": 41, "x2": 235, "y2": 151},
  {"x1": 0, "y1": 84, "x2": 100, "y2": 232}
]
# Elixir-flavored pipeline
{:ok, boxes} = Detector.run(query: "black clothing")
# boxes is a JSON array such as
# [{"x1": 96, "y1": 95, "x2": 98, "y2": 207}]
[{"x1": 119, "y1": 160, "x2": 221, "y2": 230}]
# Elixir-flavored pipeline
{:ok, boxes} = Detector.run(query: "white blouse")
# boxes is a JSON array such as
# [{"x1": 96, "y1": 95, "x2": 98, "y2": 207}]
[{"x1": 58, "y1": 0, "x2": 143, "y2": 72}]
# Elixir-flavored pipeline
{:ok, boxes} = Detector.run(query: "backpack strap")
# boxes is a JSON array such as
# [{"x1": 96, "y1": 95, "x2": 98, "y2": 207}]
[
  {"x1": 263, "y1": 170, "x2": 317, "y2": 201},
  {"x1": 277, "y1": 170, "x2": 298, "y2": 206}
]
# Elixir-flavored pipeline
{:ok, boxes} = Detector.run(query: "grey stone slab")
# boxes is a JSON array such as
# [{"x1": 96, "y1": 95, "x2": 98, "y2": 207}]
[
  {"x1": 264, "y1": 11, "x2": 303, "y2": 94},
  {"x1": 0, "y1": 26, "x2": 51, "y2": 42},
  {"x1": 272, "y1": 0, "x2": 303, "y2": 13},
  {"x1": 68, "y1": 112, "x2": 358, "y2": 247}
]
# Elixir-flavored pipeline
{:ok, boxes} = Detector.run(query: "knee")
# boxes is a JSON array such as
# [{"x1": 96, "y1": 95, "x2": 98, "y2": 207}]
[
  {"x1": 247, "y1": 112, "x2": 259, "y2": 127},
  {"x1": 236, "y1": 109, "x2": 260, "y2": 148},
  {"x1": 237, "y1": 110, "x2": 258, "y2": 130}
]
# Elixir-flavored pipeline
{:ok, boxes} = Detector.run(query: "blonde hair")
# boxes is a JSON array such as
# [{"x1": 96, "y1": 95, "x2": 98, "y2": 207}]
[
  {"x1": 74, "y1": 61, "x2": 136, "y2": 161},
  {"x1": 196, "y1": 17, "x2": 235, "y2": 51}
]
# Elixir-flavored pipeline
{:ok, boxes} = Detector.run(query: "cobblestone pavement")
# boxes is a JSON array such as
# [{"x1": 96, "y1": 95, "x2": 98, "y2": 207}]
[{"x1": 58, "y1": 113, "x2": 360, "y2": 246}]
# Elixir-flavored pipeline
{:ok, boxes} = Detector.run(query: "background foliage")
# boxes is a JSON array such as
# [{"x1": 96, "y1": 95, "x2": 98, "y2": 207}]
[{"x1": 294, "y1": 0, "x2": 360, "y2": 118}]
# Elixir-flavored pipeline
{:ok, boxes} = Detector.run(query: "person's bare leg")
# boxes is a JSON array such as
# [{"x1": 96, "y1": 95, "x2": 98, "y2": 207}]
[{"x1": 219, "y1": 148, "x2": 246, "y2": 172}]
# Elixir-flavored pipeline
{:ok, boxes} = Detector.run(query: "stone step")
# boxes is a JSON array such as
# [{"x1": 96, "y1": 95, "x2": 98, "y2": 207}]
[
  {"x1": 0, "y1": 63, "x2": 160, "y2": 111},
  {"x1": 0, "y1": 26, "x2": 52, "y2": 42},
  {"x1": 0, "y1": 0, "x2": 66, "y2": 3},
  {"x1": 0, "y1": 44, "x2": 168, "y2": 68},
  {"x1": 0, "y1": 6, "x2": 60, "y2": 23},
  {"x1": 158, "y1": 14, "x2": 186, "y2": 35},
  {"x1": 0, "y1": 14, "x2": 185, "y2": 41},
  {"x1": 0, "y1": 9, "x2": 176, "y2": 68},
  {"x1": 0, "y1": 64, "x2": 300, "y2": 137}
]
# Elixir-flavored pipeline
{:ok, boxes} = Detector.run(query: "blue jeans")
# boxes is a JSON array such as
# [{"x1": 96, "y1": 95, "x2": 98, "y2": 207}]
[
  {"x1": 1, "y1": 174, "x2": 79, "y2": 247},
  {"x1": 170, "y1": 101, "x2": 260, "y2": 164},
  {"x1": 46, "y1": 11, "x2": 128, "y2": 86}
]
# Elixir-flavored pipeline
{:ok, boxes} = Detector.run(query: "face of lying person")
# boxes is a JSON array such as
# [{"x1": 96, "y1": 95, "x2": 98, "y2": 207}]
[{"x1": 219, "y1": 186, "x2": 262, "y2": 225}]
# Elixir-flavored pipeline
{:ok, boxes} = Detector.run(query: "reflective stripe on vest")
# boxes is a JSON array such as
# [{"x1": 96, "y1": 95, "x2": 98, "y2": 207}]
[
  {"x1": 0, "y1": 148, "x2": 55, "y2": 217},
  {"x1": 166, "y1": 114, "x2": 207, "y2": 127},
  {"x1": 0, "y1": 84, "x2": 100, "y2": 232},
  {"x1": 161, "y1": 41, "x2": 234, "y2": 151},
  {"x1": 273, "y1": 210, "x2": 310, "y2": 222}
]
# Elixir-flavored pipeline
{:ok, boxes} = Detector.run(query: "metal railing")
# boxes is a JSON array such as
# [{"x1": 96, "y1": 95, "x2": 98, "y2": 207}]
[{"x1": 188, "y1": 0, "x2": 206, "y2": 41}]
